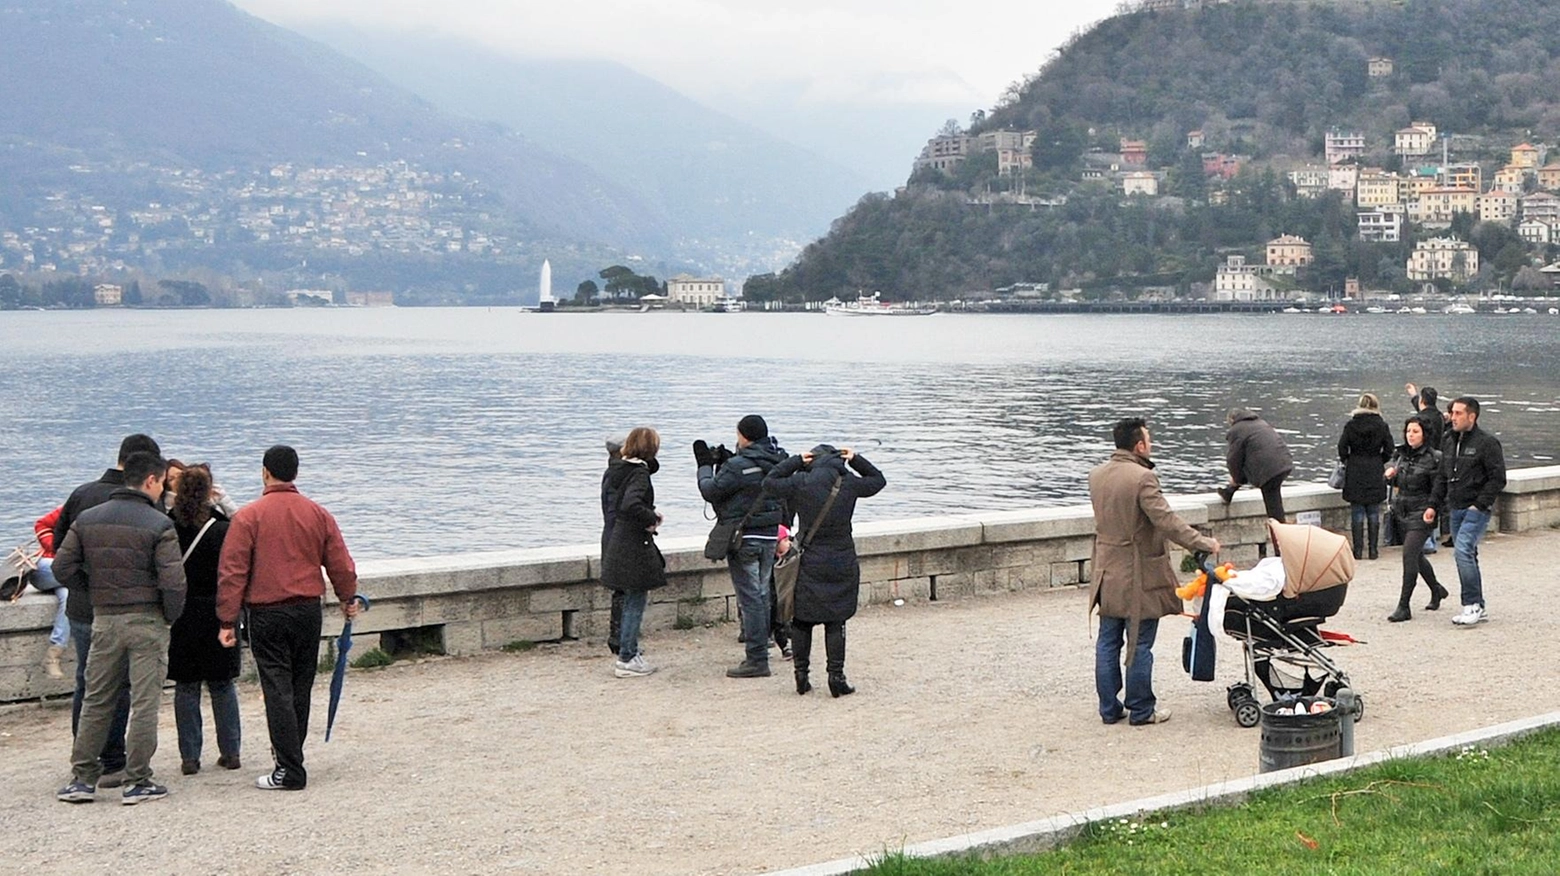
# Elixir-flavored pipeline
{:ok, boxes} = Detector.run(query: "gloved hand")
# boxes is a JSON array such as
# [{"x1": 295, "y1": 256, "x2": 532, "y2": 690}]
[{"x1": 693, "y1": 440, "x2": 714, "y2": 468}]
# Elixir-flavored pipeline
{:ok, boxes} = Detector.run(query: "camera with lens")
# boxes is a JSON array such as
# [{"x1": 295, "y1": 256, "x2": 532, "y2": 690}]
[{"x1": 708, "y1": 443, "x2": 735, "y2": 469}]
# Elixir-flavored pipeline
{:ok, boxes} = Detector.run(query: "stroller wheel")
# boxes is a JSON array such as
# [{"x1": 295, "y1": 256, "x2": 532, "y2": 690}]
[
  {"x1": 1352, "y1": 695, "x2": 1364, "y2": 723},
  {"x1": 1235, "y1": 699, "x2": 1262, "y2": 728},
  {"x1": 1226, "y1": 682, "x2": 1253, "y2": 711}
]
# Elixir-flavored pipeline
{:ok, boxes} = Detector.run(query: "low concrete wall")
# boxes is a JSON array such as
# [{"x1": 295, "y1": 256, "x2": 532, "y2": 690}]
[{"x1": 5, "y1": 466, "x2": 1558, "y2": 702}]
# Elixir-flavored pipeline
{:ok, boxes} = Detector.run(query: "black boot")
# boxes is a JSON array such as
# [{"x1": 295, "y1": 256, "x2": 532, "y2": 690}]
[
  {"x1": 791, "y1": 621, "x2": 813, "y2": 695},
  {"x1": 824, "y1": 622, "x2": 854, "y2": 697},
  {"x1": 1351, "y1": 519, "x2": 1364, "y2": 560},
  {"x1": 1425, "y1": 580, "x2": 1449, "y2": 611},
  {"x1": 1367, "y1": 515, "x2": 1380, "y2": 560},
  {"x1": 1387, "y1": 601, "x2": 1411, "y2": 622}
]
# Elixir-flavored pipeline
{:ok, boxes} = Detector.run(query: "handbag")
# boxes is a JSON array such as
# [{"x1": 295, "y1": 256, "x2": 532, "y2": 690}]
[
  {"x1": 2, "y1": 545, "x2": 42, "y2": 602},
  {"x1": 1327, "y1": 461, "x2": 1346, "y2": 490},
  {"x1": 1381, "y1": 488, "x2": 1402, "y2": 547},
  {"x1": 774, "y1": 475, "x2": 842, "y2": 624},
  {"x1": 703, "y1": 490, "x2": 768, "y2": 562}
]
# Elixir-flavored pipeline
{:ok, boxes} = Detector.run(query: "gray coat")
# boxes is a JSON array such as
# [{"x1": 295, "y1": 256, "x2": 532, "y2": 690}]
[{"x1": 1225, "y1": 411, "x2": 1293, "y2": 488}]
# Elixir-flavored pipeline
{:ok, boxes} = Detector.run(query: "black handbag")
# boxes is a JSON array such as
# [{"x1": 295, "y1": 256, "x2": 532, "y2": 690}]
[
  {"x1": 703, "y1": 490, "x2": 768, "y2": 561},
  {"x1": 774, "y1": 475, "x2": 841, "y2": 624}
]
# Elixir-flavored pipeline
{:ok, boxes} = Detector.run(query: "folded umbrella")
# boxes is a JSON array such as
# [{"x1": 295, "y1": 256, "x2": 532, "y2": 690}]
[{"x1": 326, "y1": 594, "x2": 371, "y2": 742}]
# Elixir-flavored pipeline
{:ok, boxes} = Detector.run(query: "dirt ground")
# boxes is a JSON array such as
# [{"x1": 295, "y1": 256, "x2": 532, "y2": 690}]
[{"x1": 3, "y1": 528, "x2": 1557, "y2": 875}]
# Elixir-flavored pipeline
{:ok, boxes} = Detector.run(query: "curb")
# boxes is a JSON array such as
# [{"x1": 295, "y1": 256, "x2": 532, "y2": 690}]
[{"x1": 765, "y1": 710, "x2": 1560, "y2": 875}]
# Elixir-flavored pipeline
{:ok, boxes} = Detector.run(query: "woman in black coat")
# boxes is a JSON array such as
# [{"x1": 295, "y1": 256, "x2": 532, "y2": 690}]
[
  {"x1": 1337, "y1": 393, "x2": 1396, "y2": 560},
  {"x1": 1384, "y1": 417, "x2": 1449, "y2": 621},
  {"x1": 599, "y1": 427, "x2": 665, "y2": 678},
  {"x1": 166, "y1": 465, "x2": 242, "y2": 774},
  {"x1": 763, "y1": 445, "x2": 885, "y2": 697}
]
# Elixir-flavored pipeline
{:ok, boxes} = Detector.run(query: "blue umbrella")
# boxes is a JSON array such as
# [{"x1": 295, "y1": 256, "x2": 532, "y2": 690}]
[{"x1": 326, "y1": 594, "x2": 371, "y2": 742}]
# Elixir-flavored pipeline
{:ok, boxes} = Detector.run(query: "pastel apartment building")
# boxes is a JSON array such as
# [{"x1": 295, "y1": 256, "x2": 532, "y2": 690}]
[
  {"x1": 1358, "y1": 205, "x2": 1405, "y2": 243},
  {"x1": 666, "y1": 274, "x2": 726, "y2": 307},
  {"x1": 1394, "y1": 123, "x2": 1438, "y2": 157},
  {"x1": 1325, "y1": 129, "x2": 1367, "y2": 165},
  {"x1": 1478, "y1": 190, "x2": 1519, "y2": 226},
  {"x1": 1407, "y1": 237, "x2": 1478, "y2": 283},
  {"x1": 1266, "y1": 234, "x2": 1314, "y2": 272},
  {"x1": 1356, "y1": 170, "x2": 1400, "y2": 207},
  {"x1": 1213, "y1": 254, "x2": 1281, "y2": 301},
  {"x1": 1493, "y1": 165, "x2": 1528, "y2": 194},
  {"x1": 1538, "y1": 164, "x2": 1560, "y2": 191},
  {"x1": 1511, "y1": 143, "x2": 1542, "y2": 169},
  {"x1": 1409, "y1": 187, "x2": 1478, "y2": 227}
]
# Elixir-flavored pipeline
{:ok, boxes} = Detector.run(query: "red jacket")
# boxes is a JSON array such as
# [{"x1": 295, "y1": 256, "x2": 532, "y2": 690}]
[
  {"x1": 35, "y1": 507, "x2": 62, "y2": 558},
  {"x1": 216, "y1": 483, "x2": 357, "y2": 626}
]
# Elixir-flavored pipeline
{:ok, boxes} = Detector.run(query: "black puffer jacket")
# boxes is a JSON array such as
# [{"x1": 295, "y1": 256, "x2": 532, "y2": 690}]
[
  {"x1": 1433, "y1": 425, "x2": 1507, "y2": 513},
  {"x1": 1389, "y1": 442, "x2": 1442, "y2": 526},
  {"x1": 697, "y1": 436, "x2": 788, "y2": 535},
  {"x1": 53, "y1": 489, "x2": 186, "y2": 624},
  {"x1": 53, "y1": 468, "x2": 125, "y2": 622},
  {"x1": 763, "y1": 450, "x2": 886, "y2": 623},
  {"x1": 1337, "y1": 410, "x2": 1395, "y2": 505},
  {"x1": 599, "y1": 459, "x2": 666, "y2": 593},
  {"x1": 1225, "y1": 410, "x2": 1293, "y2": 488}
]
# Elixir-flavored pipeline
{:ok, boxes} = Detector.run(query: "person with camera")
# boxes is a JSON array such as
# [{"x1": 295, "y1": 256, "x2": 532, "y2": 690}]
[
  {"x1": 763, "y1": 444, "x2": 885, "y2": 697},
  {"x1": 695, "y1": 415, "x2": 788, "y2": 678}
]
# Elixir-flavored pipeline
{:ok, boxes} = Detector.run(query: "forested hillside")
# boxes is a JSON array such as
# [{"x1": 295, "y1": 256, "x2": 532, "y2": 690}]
[{"x1": 747, "y1": 0, "x2": 1560, "y2": 302}]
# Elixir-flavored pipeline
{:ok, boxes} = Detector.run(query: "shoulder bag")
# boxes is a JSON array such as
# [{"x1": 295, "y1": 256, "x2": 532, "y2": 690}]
[
  {"x1": 1327, "y1": 461, "x2": 1346, "y2": 490},
  {"x1": 704, "y1": 489, "x2": 768, "y2": 562},
  {"x1": 182, "y1": 517, "x2": 218, "y2": 565},
  {"x1": 774, "y1": 474, "x2": 842, "y2": 624}
]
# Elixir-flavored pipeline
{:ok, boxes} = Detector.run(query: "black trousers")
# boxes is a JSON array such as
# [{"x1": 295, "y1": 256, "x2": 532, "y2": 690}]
[
  {"x1": 1399, "y1": 521, "x2": 1441, "y2": 599},
  {"x1": 1259, "y1": 474, "x2": 1287, "y2": 523},
  {"x1": 791, "y1": 620, "x2": 846, "y2": 674},
  {"x1": 249, "y1": 601, "x2": 322, "y2": 788}
]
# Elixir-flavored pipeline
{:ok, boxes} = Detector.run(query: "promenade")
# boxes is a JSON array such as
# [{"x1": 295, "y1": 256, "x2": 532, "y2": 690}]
[{"x1": 3, "y1": 527, "x2": 1558, "y2": 874}]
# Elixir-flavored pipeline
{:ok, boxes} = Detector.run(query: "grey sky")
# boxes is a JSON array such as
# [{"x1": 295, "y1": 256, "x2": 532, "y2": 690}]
[{"x1": 237, "y1": 0, "x2": 1121, "y2": 109}]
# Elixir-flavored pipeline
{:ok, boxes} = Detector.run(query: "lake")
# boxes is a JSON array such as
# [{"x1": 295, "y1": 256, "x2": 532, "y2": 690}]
[{"x1": 2, "y1": 308, "x2": 1556, "y2": 559}]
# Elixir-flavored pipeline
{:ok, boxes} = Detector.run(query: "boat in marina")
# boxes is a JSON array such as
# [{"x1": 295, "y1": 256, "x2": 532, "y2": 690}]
[
  {"x1": 823, "y1": 292, "x2": 937, "y2": 316},
  {"x1": 1444, "y1": 303, "x2": 1476, "y2": 314}
]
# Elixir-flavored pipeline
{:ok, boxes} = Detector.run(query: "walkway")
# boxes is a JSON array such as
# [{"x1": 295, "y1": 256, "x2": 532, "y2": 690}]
[{"x1": 3, "y1": 529, "x2": 1558, "y2": 874}]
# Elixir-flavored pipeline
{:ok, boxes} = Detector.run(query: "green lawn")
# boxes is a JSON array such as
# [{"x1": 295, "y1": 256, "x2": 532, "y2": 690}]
[{"x1": 863, "y1": 729, "x2": 1560, "y2": 875}]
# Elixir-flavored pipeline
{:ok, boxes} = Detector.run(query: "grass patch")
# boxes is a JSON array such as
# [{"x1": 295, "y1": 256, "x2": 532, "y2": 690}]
[
  {"x1": 501, "y1": 639, "x2": 537, "y2": 653},
  {"x1": 859, "y1": 731, "x2": 1560, "y2": 875},
  {"x1": 673, "y1": 615, "x2": 698, "y2": 630},
  {"x1": 350, "y1": 647, "x2": 394, "y2": 669}
]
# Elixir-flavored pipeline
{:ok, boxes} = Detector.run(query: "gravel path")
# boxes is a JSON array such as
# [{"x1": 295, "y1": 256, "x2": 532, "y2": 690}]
[{"x1": 4, "y1": 528, "x2": 1558, "y2": 874}]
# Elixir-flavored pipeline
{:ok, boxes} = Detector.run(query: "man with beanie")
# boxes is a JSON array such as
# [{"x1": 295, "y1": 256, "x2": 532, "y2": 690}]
[
  {"x1": 217, "y1": 445, "x2": 358, "y2": 790},
  {"x1": 694, "y1": 415, "x2": 788, "y2": 677}
]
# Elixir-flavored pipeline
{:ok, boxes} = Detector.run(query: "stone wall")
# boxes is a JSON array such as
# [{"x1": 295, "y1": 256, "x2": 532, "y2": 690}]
[{"x1": 4, "y1": 466, "x2": 1557, "y2": 702}]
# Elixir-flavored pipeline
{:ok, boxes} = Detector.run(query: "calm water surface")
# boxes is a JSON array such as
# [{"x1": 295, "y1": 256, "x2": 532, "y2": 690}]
[{"x1": 2, "y1": 309, "x2": 1556, "y2": 559}]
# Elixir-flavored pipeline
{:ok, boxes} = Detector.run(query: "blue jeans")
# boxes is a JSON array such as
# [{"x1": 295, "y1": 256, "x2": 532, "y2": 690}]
[
  {"x1": 174, "y1": 679, "x2": 242, "y2": 764},
  {"x1": 32, "y1": 560, "x2": 69, "y2": 647},
  {"x1": 617, "y1": 590, "x2": 648, "y2": 662},
  {"x1": 1096, "y1": 616, "x2": 1160, "y2": 724},
  {"x1": 1350, "y1": 503, "x2": 1380, "y2": 528},
  {"x1": 69, "y1": 618, "x2": 130, "y2": 774},
  {"x1": 1450, "y1": 507, "x2": 1491, "y2": 608},
  {"x1": 730, "y1": 538, "x2": 776, "y2": 664}
]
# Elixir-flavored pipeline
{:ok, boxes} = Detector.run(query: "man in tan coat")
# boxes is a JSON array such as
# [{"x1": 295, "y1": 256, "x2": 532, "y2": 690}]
[{"x1": 1089, "y1": 418, "x2": 1219, "y2": 726}]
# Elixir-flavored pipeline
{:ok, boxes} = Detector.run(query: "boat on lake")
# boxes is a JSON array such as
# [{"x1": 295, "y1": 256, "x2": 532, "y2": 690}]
[{"x1": 824, "y1": 292, "x2": 937, "y2": 317}]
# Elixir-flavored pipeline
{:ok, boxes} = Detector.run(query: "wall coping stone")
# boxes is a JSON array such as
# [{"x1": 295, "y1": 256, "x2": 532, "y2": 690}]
[{"x1": 1503, "y1": 465, "x2": 1560, "y2": 494}]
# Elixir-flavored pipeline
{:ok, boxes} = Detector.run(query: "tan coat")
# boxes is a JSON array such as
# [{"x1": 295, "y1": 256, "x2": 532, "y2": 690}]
[{"x1": 1088, "y1": 450, "x2": 1217, "y2": 661}]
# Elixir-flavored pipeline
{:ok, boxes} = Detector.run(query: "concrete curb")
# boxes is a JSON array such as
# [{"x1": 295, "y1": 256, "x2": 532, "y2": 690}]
[{"x1": 765, "y1": 711, "x2": 1560, "y2": 875}]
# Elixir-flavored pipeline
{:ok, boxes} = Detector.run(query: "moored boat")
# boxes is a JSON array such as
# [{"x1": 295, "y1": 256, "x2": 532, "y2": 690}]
[{"x1": 823, "y1": 292, "x2": 937, "y2": 316}]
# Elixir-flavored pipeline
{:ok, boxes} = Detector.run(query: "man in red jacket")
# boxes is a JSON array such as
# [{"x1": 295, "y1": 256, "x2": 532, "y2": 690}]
[{"x1": 217, "y1": 445, "x2": 358, "y2": 791}]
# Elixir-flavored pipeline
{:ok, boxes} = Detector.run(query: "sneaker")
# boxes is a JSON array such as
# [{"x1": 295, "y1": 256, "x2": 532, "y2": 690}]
[
  {"x1": 614, "y1": 654, "x2": 656, "y2": 678},
  {"x1": 56, "y1": 781, "x2": 96, "y2": 803},
  {"x1": 780, "y1": 643, "x2": 794, "y2": 661},
  {"x1": 255, "y1": 769, "x2": 304, "y2": 791},
  {"x1": 121, "y1": 782, "x2": 168, "y2": 806},
  {"x1": 726, "y1": 660, "x2": 772, "y2": 678},
  {"x1": 1130, "y1": 709, "x2": 1172, "y2": 726},
  {"x1": 97, "y1": 771, "x2": 126, "y2": 789},
  {"x1": 1452, "y1": 604, "x2": 1488, "y2": 626}
]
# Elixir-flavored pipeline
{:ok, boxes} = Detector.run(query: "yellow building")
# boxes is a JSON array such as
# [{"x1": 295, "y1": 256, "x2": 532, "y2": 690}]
[
  {"x1": 1478, "y1": 190, "x2": 1519, "y2": 225},
  {"x1": 1493, "y1": 165, "x2": 1528, "y2": 194},
  {"x1": 1444, "y1": 164, "x2": 1482, "y2": 191},
  {"x1": 1356, "y1": 171, "x2": 1400, "y2": 207},
  {"x1": 1538, "y1": 164, "x2": 1560, "y2": 191},
  {"x1": 1410, "y1": 187, "x2": 1478, "y2": 226},
  {"x1": 666, "y1": 274, "x2": 725, "y2": 307},
  {"x1": 1511, "y1": 143, "x2": 1541, "y2": 169}
]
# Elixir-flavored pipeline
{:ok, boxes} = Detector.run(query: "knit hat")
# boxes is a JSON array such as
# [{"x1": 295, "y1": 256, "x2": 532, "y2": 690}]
[{"x1": 737, "y1": 414, "x2": 768, "y2": 441}]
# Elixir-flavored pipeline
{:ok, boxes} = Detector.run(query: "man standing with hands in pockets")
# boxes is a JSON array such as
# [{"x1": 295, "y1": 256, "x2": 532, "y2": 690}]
[{"x1": 217, "y1": 445, "x2": 358, "y2": 791}]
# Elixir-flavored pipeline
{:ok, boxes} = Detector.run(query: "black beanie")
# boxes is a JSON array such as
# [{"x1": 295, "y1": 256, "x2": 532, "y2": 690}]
[{"x1": 737, "y1": 414, "x2": 768, "y2": 441}]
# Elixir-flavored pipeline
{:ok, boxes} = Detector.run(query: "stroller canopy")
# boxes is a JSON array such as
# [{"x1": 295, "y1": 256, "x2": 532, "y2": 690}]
[{"x1": 1269, "y1": 521, "x2": 1355, "y2": 598}]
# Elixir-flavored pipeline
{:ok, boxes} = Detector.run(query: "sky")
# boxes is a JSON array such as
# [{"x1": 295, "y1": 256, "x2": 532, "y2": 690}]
[
  {"x1": 237, "y1": 0, "x2": 1121, "y2": 110},
  {"x1": 234, "y1": 1, "x2": 1123, "y2": 189}
]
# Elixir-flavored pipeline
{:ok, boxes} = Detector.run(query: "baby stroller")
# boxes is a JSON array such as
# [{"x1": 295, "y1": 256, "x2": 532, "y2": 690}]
[{"x1": 1204, "y1": 522, "x2": 1364, "y2": 728}]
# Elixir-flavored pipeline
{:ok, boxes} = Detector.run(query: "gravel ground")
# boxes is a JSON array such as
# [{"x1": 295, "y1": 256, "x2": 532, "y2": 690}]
[{"x1": 3, "y1": 528, "x2": 1558, "y2": 875}]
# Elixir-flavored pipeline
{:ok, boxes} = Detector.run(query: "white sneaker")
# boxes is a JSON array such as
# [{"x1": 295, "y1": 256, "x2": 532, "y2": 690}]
[
  {"x1": 614, "y1": 654, "x2": 656, "y2": 678},
  {"x1": 1452, "y1": 604, "x2": 1488, "y2": 626}
]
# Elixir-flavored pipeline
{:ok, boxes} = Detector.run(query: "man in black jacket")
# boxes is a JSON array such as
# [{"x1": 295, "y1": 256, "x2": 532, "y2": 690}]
[
  {"x1": 1220, "y1": 408, "x2": 1294, "y2": 523},
  {"x1": 695, "y1": 415, "x2": 787, "y2": 678},
  {"x1": 1431, "y1": 397, "x2": 1506, "y2": 627},
  {"x1": 53, "y1": 432, "x2": 160, "y2": 787},
  {"x1": 54, "y1": 451, "x2": 186, "y2": 805}
]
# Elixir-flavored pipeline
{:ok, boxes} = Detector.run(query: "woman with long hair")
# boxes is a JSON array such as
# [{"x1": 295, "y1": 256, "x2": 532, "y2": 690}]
[
  {"x1": 599, "y1": 427, "x2": 666, "y2": 678},
  {"x1": 166, "y1": 465, "x2": 242, "y2": 773}
]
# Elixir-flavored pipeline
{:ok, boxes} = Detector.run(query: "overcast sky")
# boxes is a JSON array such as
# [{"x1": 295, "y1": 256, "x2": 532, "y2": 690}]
[{"x1": 237, "y1": 0, "x2": 1121, "y2": 110}]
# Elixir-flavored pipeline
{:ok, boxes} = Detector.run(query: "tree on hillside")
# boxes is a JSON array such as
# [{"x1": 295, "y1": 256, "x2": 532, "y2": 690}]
[{"x1": 0, "y1": 274, "x2": 19, "y2": 309}]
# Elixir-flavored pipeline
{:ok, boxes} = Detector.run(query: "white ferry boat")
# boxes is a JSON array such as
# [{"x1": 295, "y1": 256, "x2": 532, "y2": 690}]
[
  {"x1": 823, "y1": 292, "x2": 937, "y2": 316},
  {"x1": 1443, "y1": 303, "x2": 1476, "y2": 314}
]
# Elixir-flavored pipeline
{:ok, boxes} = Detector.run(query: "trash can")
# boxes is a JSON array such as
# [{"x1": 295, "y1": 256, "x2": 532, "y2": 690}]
[{"x1": 1258, "y1": 697, "x2": 1342, "y2": 773}]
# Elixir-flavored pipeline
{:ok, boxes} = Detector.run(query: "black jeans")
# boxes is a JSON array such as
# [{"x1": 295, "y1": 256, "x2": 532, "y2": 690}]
[
  {"x1": 249, "y1": 601, "x2": 322, "y2": 788},
  {"x1": 1400, "y1": 521, "x2": 1441, "y2": 599},
  {"x1": 1259, "y1": 474, "x2": 1287, "y2": 523}
]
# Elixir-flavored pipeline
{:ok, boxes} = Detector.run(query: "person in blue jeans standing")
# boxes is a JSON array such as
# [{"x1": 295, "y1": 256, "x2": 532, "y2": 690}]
[
  {"x1": 694, "y1": 415, "x2": 788, "y2": 679},
  {"x1": 1431, "y1": 397, "x2": 1506, "y2": 626},
  {"x1": 1088, "y1": 418, "x2": 1220, "y2": 727}
]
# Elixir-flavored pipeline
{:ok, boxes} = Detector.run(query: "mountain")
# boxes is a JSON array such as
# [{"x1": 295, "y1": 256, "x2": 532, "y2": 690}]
[
  {"x1": 747, "y1": 0, "x2": 1560, "y2": 303},
  {"x1": 0, "y1": 0, "x2": 679, "y2": 300},
  {"x1": 296, "y1": 24, "x2": 872, "y2": 277}
]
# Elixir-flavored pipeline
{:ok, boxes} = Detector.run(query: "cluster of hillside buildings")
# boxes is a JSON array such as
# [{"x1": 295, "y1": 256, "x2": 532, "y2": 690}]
[{"x1": 0, "y1": 159, "x2": 523, "y2": 277}]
